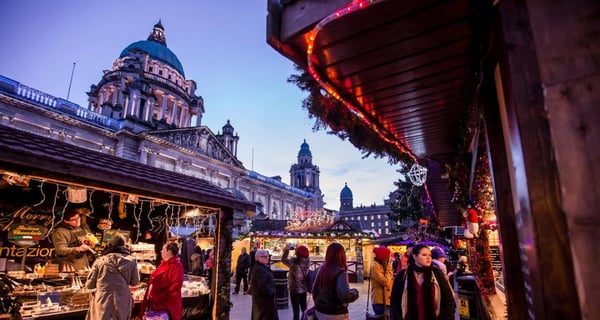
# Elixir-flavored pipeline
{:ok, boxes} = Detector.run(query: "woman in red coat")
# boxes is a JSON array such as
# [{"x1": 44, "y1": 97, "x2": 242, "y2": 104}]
[{"x1": 144, "y1": 242, "x2": 184, "y2": 320}]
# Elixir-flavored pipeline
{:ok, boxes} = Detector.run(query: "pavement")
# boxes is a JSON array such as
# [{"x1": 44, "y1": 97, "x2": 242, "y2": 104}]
[
  {"x1": 229, "y1": 280, "x2": 371, "y2": 320},
  {"x1": 229, "y1": 278, "x2": 507, "y2": 320}
]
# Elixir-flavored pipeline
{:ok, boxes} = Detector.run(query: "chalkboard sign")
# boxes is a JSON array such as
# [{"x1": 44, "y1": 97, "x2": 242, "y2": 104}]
[
  {"x1": 102, "y1": 229, "x2": 131, "y2": 244},
  {"x1": 489, "y1": 245, "x2": 502, "y2": 271}
]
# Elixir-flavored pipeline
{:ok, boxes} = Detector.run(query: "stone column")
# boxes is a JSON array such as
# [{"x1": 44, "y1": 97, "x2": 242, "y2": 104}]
[{"x1": 160, "y1": 95, "x2": 168, "y2": 120}]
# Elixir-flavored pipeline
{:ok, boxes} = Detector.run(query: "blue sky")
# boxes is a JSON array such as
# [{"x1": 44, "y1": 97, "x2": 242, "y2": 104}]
[{"x1": 0, "y1": 1, "x2": 402, "y2": 210}]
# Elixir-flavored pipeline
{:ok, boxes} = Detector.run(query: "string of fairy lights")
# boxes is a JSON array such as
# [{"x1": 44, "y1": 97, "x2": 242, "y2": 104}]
[
  {"x1": 1, "y1": 170, "x2": 218, "y2": 241},
  {"x1": 304, "y1": 0, "x2": 434, "y2": 208}
]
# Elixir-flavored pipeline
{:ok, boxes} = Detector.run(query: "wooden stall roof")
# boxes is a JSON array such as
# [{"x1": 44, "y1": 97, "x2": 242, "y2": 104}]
[
  {"x1": 0, "y1": 125, "x2": 256, "y2": 212},
  {"x1": 267, "y1": 0, "x2": 480, "y2": 227}
]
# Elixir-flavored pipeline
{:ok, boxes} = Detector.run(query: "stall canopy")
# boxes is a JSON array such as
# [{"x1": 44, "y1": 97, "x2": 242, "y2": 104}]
[
  {"x1": 266, "y1": 0, "x2": 484, "y2": 226},
  {"x1": 0, "y1": 125, "x2": 255, "y2": 212}
]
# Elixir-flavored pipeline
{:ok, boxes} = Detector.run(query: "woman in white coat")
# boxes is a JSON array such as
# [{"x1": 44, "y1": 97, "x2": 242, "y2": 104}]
[{"x1": 86, "y1": 235, "x2": 140, "y2": 320}]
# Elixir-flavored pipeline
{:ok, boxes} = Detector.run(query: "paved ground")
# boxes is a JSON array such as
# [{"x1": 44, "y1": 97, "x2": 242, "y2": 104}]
[
  {"x1": 228, "y1": 278, "x2": 507, "y2": 320},
  {"x1": 229, "y1": 280, "x2": 371, "y2": 319}
]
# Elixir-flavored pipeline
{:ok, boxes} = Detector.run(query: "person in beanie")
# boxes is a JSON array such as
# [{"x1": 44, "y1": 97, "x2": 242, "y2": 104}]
[
  {"x1": 371, "y1": 245, "x2": 393, "y2": 317},
  {"x1": 86, "y1": 234, "x2": 139, "y2": 320},
  {"x1": 431, "y1": 247, "x2": 448, "y2": 276},
  {"x1": 281, "y1": 244, "x2": 311, "y2": 320}
]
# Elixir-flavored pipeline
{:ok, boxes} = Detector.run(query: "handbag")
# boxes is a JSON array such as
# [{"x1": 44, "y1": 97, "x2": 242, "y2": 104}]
[
  {"x1": 301, "y1": 306, "x2": 316, "y2": 320},
  {"x1": 143, "y1": 310, "x2": 169, "y2": 320}
]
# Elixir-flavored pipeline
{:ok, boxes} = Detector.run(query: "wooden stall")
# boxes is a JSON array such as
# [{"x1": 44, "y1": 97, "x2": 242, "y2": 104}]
[{"x1": 247, "y1": 219, "x2": 375, "y2": 283}]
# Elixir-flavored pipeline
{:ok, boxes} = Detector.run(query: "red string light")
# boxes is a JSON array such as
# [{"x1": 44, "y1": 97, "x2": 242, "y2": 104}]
[{"x1": 305, "y1": 0, "x2": 435, "y2": 209}]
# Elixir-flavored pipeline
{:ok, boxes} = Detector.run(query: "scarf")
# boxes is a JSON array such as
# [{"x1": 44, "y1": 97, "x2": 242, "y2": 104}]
[{"x1": 406, "y1": 265, "x2": 436, "y2": 320}]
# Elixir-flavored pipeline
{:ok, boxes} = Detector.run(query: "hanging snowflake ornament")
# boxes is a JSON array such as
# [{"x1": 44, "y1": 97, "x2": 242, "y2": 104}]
[{"x1": 407, "y1": 163, "x2": 428, "y2": 186}]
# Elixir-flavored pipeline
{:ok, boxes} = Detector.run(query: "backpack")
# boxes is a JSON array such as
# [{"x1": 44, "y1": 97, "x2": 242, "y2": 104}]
[{"x1": 305, "y1": 268, "x2": 317, "y2": 294}]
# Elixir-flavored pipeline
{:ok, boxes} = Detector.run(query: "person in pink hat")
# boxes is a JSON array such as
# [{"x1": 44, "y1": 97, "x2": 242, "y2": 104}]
[{"x1": 282, "y1": 243, "x2": 311, "y2": 320}]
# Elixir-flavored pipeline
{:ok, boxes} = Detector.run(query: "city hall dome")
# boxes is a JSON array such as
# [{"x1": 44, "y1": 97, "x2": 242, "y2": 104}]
[{"x1": 119, "y1": 21, "x2": 185, "y2": 76}]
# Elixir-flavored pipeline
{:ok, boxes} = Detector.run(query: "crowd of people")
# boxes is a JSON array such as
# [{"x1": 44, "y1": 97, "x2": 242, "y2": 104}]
[
  {"x1": 52, "y1": 208, "x2": 469, "y2": 320},
  {"x1": 245, "y1": 241, "x2": 471, "y2": 320}
]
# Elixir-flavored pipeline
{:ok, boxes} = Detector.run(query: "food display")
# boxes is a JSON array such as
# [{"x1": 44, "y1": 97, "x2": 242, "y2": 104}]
[{"x1": 131, "y1": 242, "x2": 156, "y2": 275}]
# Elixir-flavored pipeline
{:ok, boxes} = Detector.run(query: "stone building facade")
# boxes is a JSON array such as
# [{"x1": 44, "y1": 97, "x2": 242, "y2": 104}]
[
  {"x1": 338, "y1": 183, "x2": 397, "y2": 235},
  {"x1": 0, "y1": 22, "x2": 323, "y2": 229}
]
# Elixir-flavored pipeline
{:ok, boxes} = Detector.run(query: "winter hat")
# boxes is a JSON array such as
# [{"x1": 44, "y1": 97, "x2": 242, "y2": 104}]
[
  {"x1": 296, "y1": 245, "x2": 309, "y2": 258},
  {"x1": 431, "y1": 247, "x2": 446, "y2": 259},
  {"x1": 108, "y1": 234, "x2": 126, "y2": 248},
  {"x1": 373, "y1": 246, "x2": 391, "y2": 261}
]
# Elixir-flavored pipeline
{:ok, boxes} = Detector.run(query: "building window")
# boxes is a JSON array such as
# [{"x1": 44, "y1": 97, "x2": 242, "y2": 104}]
[
  {"x1": 370, "y1": 215, "x2": 374, "y2": 220},
  {"x1": 159, "y1": 70, "x2": 163, "y2": 76},
  {"x1": 385, "y1": 221, "x2": 389, "y2": 227},
  {"x1": 371, "y1": 222, "x2": 374, "y2": 228},
  {"x1": 377, "y1": 214, "x2": 381, "y2": 219},
  {"x1": 149, "y1": 67, "x2": 153, "y2": 72},
  {"x1": 363, "y1": 216, "x2": 367, "y2": 221}
]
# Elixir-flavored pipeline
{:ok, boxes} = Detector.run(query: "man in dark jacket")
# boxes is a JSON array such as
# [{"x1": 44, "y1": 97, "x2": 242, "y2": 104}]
[
  {"x1": 251, "y1": 249, "x2": 278, "y2": 320},
  {"x1": 51, "y1": 208, "x2": 93, "y2": 272},
  {"x1": 234, "y1": 247, "x2": 251, "y2": 294}
]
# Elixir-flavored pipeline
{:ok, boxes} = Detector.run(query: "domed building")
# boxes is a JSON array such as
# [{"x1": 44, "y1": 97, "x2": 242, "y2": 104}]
[
  {"x1": 340, "y1": 182, "x2": 353, "y2": 211},
  {"x1": 87, "y1": 21, "x2": 204, "y2": 132},
  {"x1": 0, "y1": 21, "x2": 324, "y2": 224},
  {"x1": 338, "y1": 183, "x2": 397, "y2": 235}
]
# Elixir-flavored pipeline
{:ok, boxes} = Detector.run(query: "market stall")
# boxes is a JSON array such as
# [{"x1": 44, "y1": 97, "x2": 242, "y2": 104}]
[
  {"x1": 0, "y1": 126, "x2": 255, "y2": 319},
  {"x1": 246, "y1": 212, "x2": 376, "y2": 283}
]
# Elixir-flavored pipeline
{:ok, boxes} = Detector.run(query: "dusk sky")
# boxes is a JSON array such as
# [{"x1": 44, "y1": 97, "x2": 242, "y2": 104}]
[{"x1": 0, "y1": 1, "x2": 403, "y2": 210}]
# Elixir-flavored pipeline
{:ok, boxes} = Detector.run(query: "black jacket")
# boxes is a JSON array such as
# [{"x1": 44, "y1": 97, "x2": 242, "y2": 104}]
[
  {"x1": 250, "y1": 263, "x2": 279, "y2": 320},
  {"x1": 313, "y1": 267, "x2": 359, "y2": 315}
]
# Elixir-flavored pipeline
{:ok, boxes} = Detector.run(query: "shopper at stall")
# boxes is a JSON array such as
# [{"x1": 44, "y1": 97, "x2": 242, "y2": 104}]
[
  {"x1": 190, "y1": 246, "x2": 204, "y2": 276},
  {"x1": 281, "y1": 244, "x2": 310, "y2": 320},
  {"x1": 233, "y1": 247, "x2": 251, "y2": 294},
  {"x1": 142, "y1": 242, "x2": 185, "y2": 320},
  {"x1": 371, "y1": 245, "x2": 394, "y2": 317},
  {"x1": 312, "y1": 242, "x2": 359, "y2": 320},
  {"x1": 51, "y1": 207, "x2": 94, "y2": 272},
  {"x1": 251, "y1": 249, "x2": 278, "y2": 320},
  {"x1": 86, "y1": 234, "x2": 140, "y2": 320},
  {"x1": 390, "y1": 244, "x2": 455, "y2": 320}
]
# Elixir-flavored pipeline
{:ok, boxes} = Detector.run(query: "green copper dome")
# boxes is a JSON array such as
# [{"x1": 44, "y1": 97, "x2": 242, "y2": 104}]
[
  {"x1": 340, "y1": 183, "x2": 353, "y2": 199},
  {"x1": 119, "y1": 21, "x2": 185, "y2": 77},
  {"x1": 298, "y1": 139, "x2": 312, "y2": 157},
  {"x1": 119, "y1": 40, "x2": 185, "y2": 77}
]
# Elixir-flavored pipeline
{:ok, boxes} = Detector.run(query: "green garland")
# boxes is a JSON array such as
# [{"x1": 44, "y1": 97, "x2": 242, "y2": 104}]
[{"x1": 287, "y1": 65, "x2": 414, "y2": 165}]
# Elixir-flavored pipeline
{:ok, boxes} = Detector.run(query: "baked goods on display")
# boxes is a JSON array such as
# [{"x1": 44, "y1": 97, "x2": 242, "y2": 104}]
[
  {"x1": 138, "y1": 261, "x2": 156, "y2": 274},
  {"x1": 181, "y1": 279, "x2": 210, "y2": 297}
]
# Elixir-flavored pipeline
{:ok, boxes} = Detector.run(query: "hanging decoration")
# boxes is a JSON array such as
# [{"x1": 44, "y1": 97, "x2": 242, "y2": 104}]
[
  {"x1": 2, "y1": 170, "x2": 220, "y2": 247},
  {"x1": 66, "y1": 186, "x2": 87, "y2": 203},
  {"x1": 407, "y1": 164, "x2": 428, "y2": 186},
  {"x1": 2, "y1": 173, "x2": 30, "y2": 187},
  {"x1": 463, "y1": 206, "x2": 480, "y2": 239}
]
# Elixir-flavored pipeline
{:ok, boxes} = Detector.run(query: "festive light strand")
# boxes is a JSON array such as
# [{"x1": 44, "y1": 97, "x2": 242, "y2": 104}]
[{"x1": 305, "y1": 0, "x2": 436, "y2": 215}]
